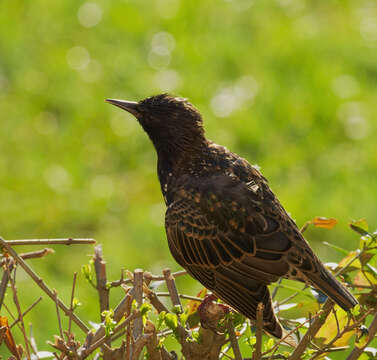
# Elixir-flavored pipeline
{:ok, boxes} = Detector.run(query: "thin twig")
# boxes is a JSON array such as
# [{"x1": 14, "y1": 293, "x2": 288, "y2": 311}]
[
  {"x1": 3, "y1": 238, "x2": 96, "y2": 246},
  {"x1": 346, "y1": 312, "x2": 377, "y2": 360},
  {"x1": 155, "y1": 292, "x2": 203, "y2": 302},
  {"x1": 252, "y1": 303, "x2": 264, "y2": 360},
  {"x1": 0, "y1": 237, "x2": 89, "y2": 333},
  {"x1": 271, "y1": 278, "x2": 282, "y2": 300},
  {"x1": 144, "y1": 286, "x2": 170, "y2": 313},
  {"x1": 109, "y1": 269, "x2": 126, "y2": 287},
  {"x1": 262, "y1": 317, "x2": 312, "y2": 357},
  {"x1": 68, "y1": 272, "x2": 77, "y2": 335},
  {"x1": 53, "y1": 290, "x2": 64, "y2": 339},
  {"x1": 0, "y1": 258, "x2": 14, "y2": 310},
  {"x1": 80, "y1": 310, "x2": 141, "y2": 358},
  {"x1": 90, "y1": 293, "x2": 133, "y2": 344},
  {"x1": 7, "y1": 266, "x2": 31, "y2": 360},
  {"x1": 335, "y1": 249, "x2": 362, "y2": 277},
  {"x1": 149, "y1": 270, "x2": 187, "y2": 281},
  {"x1": 29, "y1": 324, "x2": 39, "y2": 358},
  {"x1": 19, "y1": 248, "x2": 55, "y2": 260},
  {"x1": 10, "y1": 297, "x2": 42, "y2": 329},
  {"x1": 288, "y1": 300, "x2": 334, "y2": 360}
]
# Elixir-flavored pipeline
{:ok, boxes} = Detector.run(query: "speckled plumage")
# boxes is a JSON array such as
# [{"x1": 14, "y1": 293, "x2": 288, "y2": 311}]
[{"x1": 107, "y1": 94, "x2": 358, "y2": 338}]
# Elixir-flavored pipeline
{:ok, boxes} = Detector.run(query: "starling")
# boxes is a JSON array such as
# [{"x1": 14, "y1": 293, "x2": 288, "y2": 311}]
[{"x1": 106, "y1": 94, "x2": 358, "y2": 338}]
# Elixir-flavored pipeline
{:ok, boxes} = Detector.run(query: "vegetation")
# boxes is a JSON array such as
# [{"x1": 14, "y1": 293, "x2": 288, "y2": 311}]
[
  {"x1": 0, "y1": 0, "x2": 376, "y2": 358},
  {"x1": 0, "y1": 219, "x2": 376, "y2": 359}
]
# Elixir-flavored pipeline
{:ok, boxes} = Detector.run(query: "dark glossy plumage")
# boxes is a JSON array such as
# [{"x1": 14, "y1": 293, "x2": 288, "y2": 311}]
[{"x1": 106, "y1": 94, "x2": 358, "y2": 338}]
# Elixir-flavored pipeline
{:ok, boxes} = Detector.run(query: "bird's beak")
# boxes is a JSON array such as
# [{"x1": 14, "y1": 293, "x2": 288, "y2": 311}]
[{"x1": 105, "y1": 98, "x2": 140, "y2": 117}]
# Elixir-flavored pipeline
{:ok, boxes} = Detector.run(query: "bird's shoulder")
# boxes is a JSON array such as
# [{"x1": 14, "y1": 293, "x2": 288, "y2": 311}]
[{"x1": 171, "y1": 140, "x2": 273, "y2": 206}]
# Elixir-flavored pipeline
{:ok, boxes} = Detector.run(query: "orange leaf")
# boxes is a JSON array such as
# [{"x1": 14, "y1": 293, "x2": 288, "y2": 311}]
[
  {"x1": 186, "y1": 288, "x2": 207, "y2": 315},
  {"x1": 316, "y1": 306, "x2": 355, "y2": 347},
  {"x1": 354, "y1": 271, "x2": 370, "y2": 288},
  {"x1": 338, "y1": 251, "x2": 361, "y2": 270},
  {"x1": 312, "y1": 217, "x2": 338, "y2": 229},
  {"x1": 0, "y1": 316, "x2": 21, "y2": 359}
]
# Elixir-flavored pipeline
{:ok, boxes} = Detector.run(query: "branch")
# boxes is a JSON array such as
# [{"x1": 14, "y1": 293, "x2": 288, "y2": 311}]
[
  {"x1": 79, "y1": 310, "x2": 141, "y2": 358},
  {"x1": 3, "y1": 238, "x2": 96, "y2": 246},
  {"x1": 10, "y1": 297, "x2": 42, "y2": 329},
  {"x1": 163, "y1": 268, "x2": 182, "y2": 313},
  {"x1": 227, "y1": 317, "x2": 242, "y2": 360},
  {"x1": 68, "y1": 272, "x2": 77, "y2": 335},
  {"x1": 93, "y1": 245, "x2": 110, "y2": 321},
  {"x1": 288, "y1": 300, "x2": 334, "y2": 360},
  {"x1": 0, "y1": 237, "x2": 89, "y2": 333},
  {"x1": 346, "y1": 312, "x2": 377, "y2": 360},
  {"x1": 252, "y1": 303, "x2": 264, "y2": 360},
  {"x1": 7, "y1": 266, "x2": 31, "y2": 360},
  {"x1": 133, "y1": 269, "x2": 144, "y2": 341}
]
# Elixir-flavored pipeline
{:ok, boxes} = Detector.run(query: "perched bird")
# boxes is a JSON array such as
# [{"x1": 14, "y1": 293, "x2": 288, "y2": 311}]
[{"x1": 106, "y1": 94, "x2": 358, "y2": 338}]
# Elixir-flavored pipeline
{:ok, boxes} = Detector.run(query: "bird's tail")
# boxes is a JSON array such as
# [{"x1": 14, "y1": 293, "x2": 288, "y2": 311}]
[{"x1": 308, "y1": 266, "x2": 358, "y2": 311}]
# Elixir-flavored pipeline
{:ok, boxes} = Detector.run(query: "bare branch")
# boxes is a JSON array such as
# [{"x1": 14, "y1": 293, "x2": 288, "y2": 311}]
[
  {"x1": 0, "y1": 258, "x2": 14, "y2": 310},
  {"x1": 68, "y1": 272, "x2": 77, "y2": 335},
  {"x1": 133, "y1": 269, "x2": 144, "y2": 341},
  {"x1": 288, "y1": 300, "x2": 334, "y2": 360},
  {"x1": 10, "y1": 297, "x2": 42, "y2": 329},
  {"x1": 131, "y1": 334, "x2": 152, "y2": 360},
  {"x1": 7, "y1": 266, "x2": 31, "y2": 360},
  {"x1": 150, "y1": 270, "x2": 187, "y2": 281},
  {"x1": 346, "y1": 312, "x2": 377, "y2": 360},
  {"x1": 93, "y1": 245, "x2": 110, "y2": 321},
  {"x1": 227, "y1": 317, "x2": 242, "y2": 360},
  {"x1": 252, "y1": 303, "x2": 264, "y2": 360},
  {"x1": 163, "y1": 268, "x2": 182, "y2": 312},
  {"x1": 156, "y1": 292, "x2": 203, "y2": 302},
  {"x1": 144, "y1": 320, "x2": 162, "y2": 360},
  {"x1": 0, "y1": 237, "x2": 89, "y2": 333},
  {"x1": 80, "y1": 310, "x2": 141, "y2": 358},
  {"x1": 53, "y1": 290, "x2": 64, "y2": 339},
  {"x1": 3, "y1": 238, "x2": 96, "y2": 246}
]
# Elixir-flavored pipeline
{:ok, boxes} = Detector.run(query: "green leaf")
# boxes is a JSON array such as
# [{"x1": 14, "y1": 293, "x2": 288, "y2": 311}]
[
  {"x1": 263, "y1": 338, "x2": 274, "y2": 352},
  {"x1": 323, "y1": 241, "x2": 349, "y2": 255},
  {"x1": 180, "y1": 310, "x2": 189, "y2": 327},
  {"x1": 165, "y1": 313, "x2": 178, "y2": 331},
  {"x1": 72, "y1": 297, "x2": 81, "y2": 310},
  {"x1": 140, "y1": 303, "x2": 152, "y2": 316},
  {"x1": 156, "y1": 311, "x2": 166, "y2": 331},
  {"x1": 350, "y1": 219, "x2": 369, "y2": 236},
  {"x1": 351, "y1": 304, "x2": 361, "y2": 316},
  {"x1": 171, "y1": 305, "x2": 182, "y2": 314},
  {"x1": 81, "y1": 264, "x2": 92, "y2": 283},
  {"x1": 101, "y1": 309, "x2": 116, "y2": 336}
]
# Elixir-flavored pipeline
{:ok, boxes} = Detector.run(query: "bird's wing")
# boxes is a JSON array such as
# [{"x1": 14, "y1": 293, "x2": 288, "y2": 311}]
[
  {"x1": 165, "y1": 174, "x2": 300, "y2": 337},
  {"x1": 165, "y1": 173, "x2": 301, "y2": 278}
]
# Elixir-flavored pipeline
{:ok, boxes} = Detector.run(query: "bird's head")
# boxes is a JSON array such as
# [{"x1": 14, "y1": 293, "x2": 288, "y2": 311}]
[{"x1": 106, "y1": 94, "x2": 205, "y2": 154}]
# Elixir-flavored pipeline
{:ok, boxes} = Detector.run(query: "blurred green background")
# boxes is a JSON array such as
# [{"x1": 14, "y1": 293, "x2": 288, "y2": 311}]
[{"x1": 0, "y1": 0, "x2": 376, "y2": 357}]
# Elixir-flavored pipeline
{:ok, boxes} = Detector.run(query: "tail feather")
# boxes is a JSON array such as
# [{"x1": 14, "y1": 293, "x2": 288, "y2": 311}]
[{"x1": 308, "y1": 267, "x2": 358, "y2": 311}]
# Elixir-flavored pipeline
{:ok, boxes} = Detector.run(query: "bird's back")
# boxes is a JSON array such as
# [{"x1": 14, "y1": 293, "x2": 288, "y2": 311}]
[{"x1": 165, "y1": 140, "x2": 357, "y2": 337}]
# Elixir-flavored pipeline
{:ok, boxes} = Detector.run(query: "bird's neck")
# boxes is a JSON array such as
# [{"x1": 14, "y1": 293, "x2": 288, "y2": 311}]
[{"x1": 156, "y1": 138, "x2": 208, "y2": 204}]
